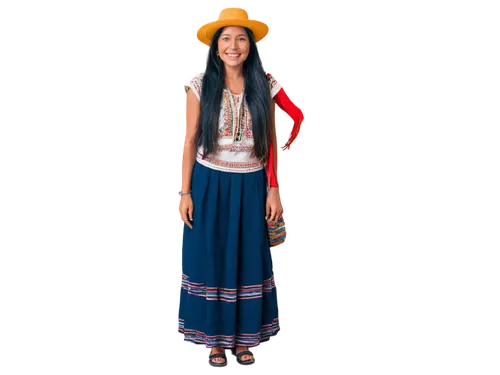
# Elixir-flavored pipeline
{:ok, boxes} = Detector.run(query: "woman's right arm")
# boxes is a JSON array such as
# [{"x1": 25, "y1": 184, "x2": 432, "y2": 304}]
[{"x1": 180, "y1": 88, "x2": 200, "y2": 192}]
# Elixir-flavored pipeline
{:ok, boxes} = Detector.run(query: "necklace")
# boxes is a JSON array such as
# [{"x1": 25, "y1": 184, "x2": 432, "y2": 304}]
[{"x1": 227, "y1": 87, "x2": 245, "y2": 142}]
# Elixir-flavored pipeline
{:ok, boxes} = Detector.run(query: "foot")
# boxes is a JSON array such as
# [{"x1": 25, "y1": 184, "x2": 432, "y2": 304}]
[
  {"x1": 235, "y1": 346, "x2": 254, "y2": 362},
  {"x1": 209, "y1": 347, "x2": 226, "y2": 365}
]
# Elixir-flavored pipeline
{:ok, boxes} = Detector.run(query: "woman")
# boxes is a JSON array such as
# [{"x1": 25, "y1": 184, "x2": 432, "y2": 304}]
[{"x1": 177, "y1": 8, "x2": 303, "y2": 367}]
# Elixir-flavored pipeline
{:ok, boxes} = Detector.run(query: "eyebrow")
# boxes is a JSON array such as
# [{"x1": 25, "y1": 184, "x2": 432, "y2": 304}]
[{"x1": 221, "y1": 34, "x2": 246, "y2": 37}]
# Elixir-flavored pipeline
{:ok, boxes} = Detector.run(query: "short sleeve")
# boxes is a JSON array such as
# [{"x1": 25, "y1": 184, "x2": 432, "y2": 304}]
[
  {"x1": 184, "y1": 72, "x2": 204, "y2": 101},
  {"x1": 266, "y1": 72, "x2": 282, "y2": 98}
]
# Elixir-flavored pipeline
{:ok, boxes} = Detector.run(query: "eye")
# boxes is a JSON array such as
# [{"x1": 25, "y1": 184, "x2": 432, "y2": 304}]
[{"x1": 239, "y1": 37, "x2": 246, "y2": 41}]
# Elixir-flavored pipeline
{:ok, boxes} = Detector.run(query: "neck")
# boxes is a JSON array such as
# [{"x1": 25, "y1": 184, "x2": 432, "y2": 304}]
[{"x1": 224, "y1": 64, "x2": 244, "y2": 80}]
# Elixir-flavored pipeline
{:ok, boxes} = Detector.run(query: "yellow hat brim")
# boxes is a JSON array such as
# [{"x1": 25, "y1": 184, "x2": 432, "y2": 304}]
[{"x1": 197, "y1": 19, "x2": 269, "y2": 46}]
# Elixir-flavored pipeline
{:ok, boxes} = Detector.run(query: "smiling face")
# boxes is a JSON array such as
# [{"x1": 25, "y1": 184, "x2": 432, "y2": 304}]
[{"x1": 217, "y1": 26, "x2": 250, "y2": 67}]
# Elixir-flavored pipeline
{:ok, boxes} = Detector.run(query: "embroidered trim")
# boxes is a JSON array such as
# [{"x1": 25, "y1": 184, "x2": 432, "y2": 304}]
[
  {"x1": 216, "y1": 143, "x2": 255, "y2": 152},
  {"x1": 181, "y1": 274, "x2": 276, "y2": 302},
  {"x1": 196, "y1": 156, "x2": 264, "y2": 173},
  {"x1": 178, "y1": 318, "x2": 280, "y2": 347},
  {"x1": 184, "y1": 72, "x2": 204, "y2": 101},
  {"x1": 219, "y1": 90, "x2": 234, "y2": 138}
]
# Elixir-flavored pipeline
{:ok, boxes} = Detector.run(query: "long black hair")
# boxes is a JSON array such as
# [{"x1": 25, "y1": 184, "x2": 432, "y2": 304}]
[{"x1": 194, "y1": 26, "x2": 272, "y2": 162}]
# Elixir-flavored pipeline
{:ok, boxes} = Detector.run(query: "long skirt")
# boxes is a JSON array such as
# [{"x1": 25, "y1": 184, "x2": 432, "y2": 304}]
[{"x1": 178, "y1": 160, "x2": 280, "y2": 348}]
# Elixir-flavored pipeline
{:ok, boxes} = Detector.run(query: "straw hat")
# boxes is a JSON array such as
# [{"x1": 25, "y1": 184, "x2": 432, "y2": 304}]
[{"x1": 197, "y1": 8, "x2": 269, "y2": 46}]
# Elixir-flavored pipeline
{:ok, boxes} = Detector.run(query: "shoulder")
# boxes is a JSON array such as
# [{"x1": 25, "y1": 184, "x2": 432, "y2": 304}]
[
  {"x1": 266, "y1": 72, "x2": 282, "y2": 98},
  {"x1": 184, "y1": 72, "x2": 204, "y2": 100}
]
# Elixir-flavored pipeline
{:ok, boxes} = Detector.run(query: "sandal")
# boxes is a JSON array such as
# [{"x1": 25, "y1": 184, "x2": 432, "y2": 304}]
[
  {"x1": 231, "y1": 347, "x2": 255, "y2": 365},
  {"x1": 208, "y1": 350, "x2": 227, "y2": 367}
]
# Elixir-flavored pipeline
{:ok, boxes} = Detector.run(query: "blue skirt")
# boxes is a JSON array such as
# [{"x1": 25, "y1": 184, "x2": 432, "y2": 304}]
[{"x1": 178, "y1": 160, "x2": 280, "y2": 348}]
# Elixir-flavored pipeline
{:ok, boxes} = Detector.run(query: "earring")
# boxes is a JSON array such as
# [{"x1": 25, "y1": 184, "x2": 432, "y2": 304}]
[{"x1": 216, "y1": 50, "x2": 220, "y2": 57}]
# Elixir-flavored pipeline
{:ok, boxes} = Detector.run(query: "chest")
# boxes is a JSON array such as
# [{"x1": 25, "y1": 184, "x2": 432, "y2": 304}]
[
  {"x1": 218, "y1": 88, "x2": 254, "y2": 144},
  {"x1": 224, "y1": 80, "x2": 244, "y2": 96}
]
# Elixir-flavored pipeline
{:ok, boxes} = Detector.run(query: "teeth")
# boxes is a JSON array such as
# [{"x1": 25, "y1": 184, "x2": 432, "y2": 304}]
[{"x1": 227, "y1": 53, "x2": 240, "y2": 57}]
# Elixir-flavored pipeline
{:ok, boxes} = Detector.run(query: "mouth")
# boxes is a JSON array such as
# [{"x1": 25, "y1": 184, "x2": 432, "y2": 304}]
[{"x1": 225, "y1": 53, "x2": 241, "y2": 59}]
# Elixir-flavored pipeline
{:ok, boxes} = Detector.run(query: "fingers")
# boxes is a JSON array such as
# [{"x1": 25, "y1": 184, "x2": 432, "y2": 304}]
[
  {"x1": 269, "y1": 207, "x2": 276, "y2": 222},
  {"x1": 276, "y1": 208, "x2": 283, "y2": 221},
  {"x1": 181, "y1": 210, "x2": 192, "y2": 229},
  {"x1": 188, "y1": 202, "x2": 194, "y2": 222},
  {"x1": 179, "y1": 197, "x2": 194, "y2": 229},
  {"x1": 180, "y1": 210, "x2": 187, "y2": 227},
  {"x1": 269, "y1": 206, "x2": 283, "y2": 222},
  {"x1": 265, "y1": 200, "x2": 271, "y2": 221}
]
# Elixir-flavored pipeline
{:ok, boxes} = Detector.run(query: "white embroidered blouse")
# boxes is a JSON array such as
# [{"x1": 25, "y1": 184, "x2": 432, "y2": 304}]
[{"x1": 184, "y1": 72, "x2": 282, "y2": 173}]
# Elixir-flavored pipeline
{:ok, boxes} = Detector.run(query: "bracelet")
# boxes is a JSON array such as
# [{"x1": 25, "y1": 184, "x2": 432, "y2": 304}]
[{"x1": 178, "y1": 190, "x2": 191, "y2": 196}]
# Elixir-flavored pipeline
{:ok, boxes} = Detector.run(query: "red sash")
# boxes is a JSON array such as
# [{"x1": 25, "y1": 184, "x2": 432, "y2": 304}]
[{"x1": 266, "y1": 87, "x2": 304, "y2": 187}]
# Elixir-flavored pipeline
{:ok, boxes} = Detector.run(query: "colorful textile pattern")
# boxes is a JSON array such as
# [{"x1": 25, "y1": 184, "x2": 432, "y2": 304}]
[{"x1": 267, "y1": 217, "x2": 286, "y2": 247}]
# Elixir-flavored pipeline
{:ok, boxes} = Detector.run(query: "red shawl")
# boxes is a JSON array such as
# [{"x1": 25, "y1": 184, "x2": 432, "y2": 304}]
[{"x1": 265, "y1": 82, "x2": 304, "y2": 188}]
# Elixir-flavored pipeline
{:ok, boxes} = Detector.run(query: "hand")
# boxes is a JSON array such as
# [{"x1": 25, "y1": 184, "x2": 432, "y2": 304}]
[
  {"x1": 179, "y1": 194, "x2": 194, "y2": 229},
  {"x1": 265, "y1": 187, "x2": 283, "y2": 222}
]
